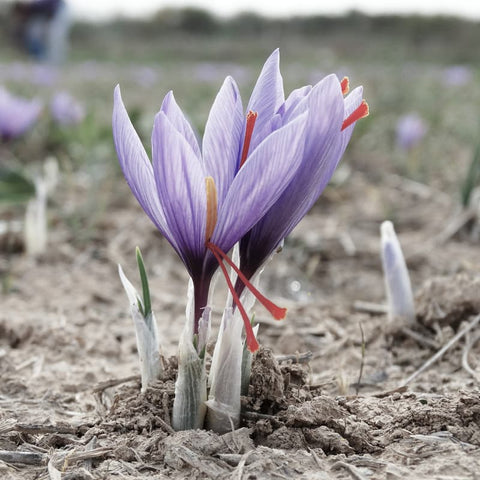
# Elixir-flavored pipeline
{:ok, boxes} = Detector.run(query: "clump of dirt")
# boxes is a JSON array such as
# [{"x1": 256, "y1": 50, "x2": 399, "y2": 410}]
[
  {"x1": 0, "y1": 319, "x2": 33, "y2": 349},
  {"x1": 244, "y1": 347, "x2": 288, "y2": 413},
  {"x1": 416, "y1": 273, "x2": 480, "y2": 328},
  {"x1": 100, "y1": 356, "x2": 177, "y2": 433}
]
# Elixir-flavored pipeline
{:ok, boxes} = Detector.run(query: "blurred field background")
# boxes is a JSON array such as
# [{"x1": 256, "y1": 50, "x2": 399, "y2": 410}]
[
  {"x1": 1, "y1": 3, "x2": 480, "y2": 329},
  {"x1": 2, "y1": 6, "x2": 480, "y2": 477},
  {"x1": 1, "y1": 6, "x2": 479, "y2": 238}
]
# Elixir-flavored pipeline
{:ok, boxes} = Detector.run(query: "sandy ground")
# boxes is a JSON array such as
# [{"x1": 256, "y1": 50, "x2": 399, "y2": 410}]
[{"x1": 1, "y1": 165, "x2": 480, "y2": 479}]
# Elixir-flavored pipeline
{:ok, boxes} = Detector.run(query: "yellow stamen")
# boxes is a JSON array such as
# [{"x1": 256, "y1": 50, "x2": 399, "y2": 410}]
[{"x1": 205, "y1": 176, "x2": 218, "y2": 243}]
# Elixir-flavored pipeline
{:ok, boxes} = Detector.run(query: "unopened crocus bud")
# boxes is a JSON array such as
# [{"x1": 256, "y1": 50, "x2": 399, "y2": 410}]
[
  {"x1": 43, "y1": 157, "x2": 59, "y2": 195},
  {"x1": 118, "y1": 248, "x2": 162, "y2": 392},
  {"x1": 381, "y1": 221, "x2": 415, "y2": 326},
  {"x1": 24, "y1": 178, "x2": 47, "y2": 256}
]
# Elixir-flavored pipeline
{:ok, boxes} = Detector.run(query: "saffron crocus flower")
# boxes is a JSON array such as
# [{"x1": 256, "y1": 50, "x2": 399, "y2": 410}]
[
  {"x1": 395, "y1": 113, "x2": 427, "y2": 151},
  {"x1": 113, "y1": 56, "x2": 310, "y2": 352},
  {"x1": 234, "y1": 51, "x2": 368, "y2": 294},
  {"x1": 50, "y1": 91, "x2": 85, "y2": 126},
  {"x1": 0, "y1": 87, "x2": 43, "y2": 141}
]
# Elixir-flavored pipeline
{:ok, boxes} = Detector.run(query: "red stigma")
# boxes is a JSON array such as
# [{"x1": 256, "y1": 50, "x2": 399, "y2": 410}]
[
  {"x1": 207, "y1": 242, "x2": 287, "y2": 352},
  {"x1": 341, "y1": 100, "x2": 369, "y2": 131},
  {"x1": 239, "y1": 111, "x2": 258, "y2": 168},
  {"x1": 340, "y1": 77, "x2": 349, "y2": 95},
  {"x1": 207, "y1": 244, "x2": 259, "y2": 352}
]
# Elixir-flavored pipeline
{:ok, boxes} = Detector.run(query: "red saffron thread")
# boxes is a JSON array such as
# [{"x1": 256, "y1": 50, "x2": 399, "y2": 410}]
[
  {"x1": 340, "y1": 77, "x2": 350, "y2": 95},
  {"x1": 341, "y1": 100, "x2": 369, "y2": 131},
  {"x1": 239, "y1": 111, "x2": 258, "y2": 168},
  {"x1": 207, "y1": 242, "x2": 287, "y2": 320},
  {"x1": 208, "y1": 245, "x2": 259, "y2": 352}
]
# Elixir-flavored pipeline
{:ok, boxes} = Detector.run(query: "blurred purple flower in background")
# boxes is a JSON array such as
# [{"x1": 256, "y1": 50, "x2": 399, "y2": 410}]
[
  {"x1": 77, "y1": 61, "x2": 102, "y2": 81},
  {"x1": 0, "y1": 86, "x2": 43, "y2": 141},
  {"x1": 442, "y1": 65, "x2": 473, "y2": 87},
  {"x1": 0, "y1": 63, "x2": 57, "y2": 86},
  {"x1": 395, "y1": 113, "x2": 427, "y2": 151},
  {"x1": 50, "y1": 91, "x2": 85, "y2": 126},
  {"x1": 131, "y1": 66, "x2": 159, "y2": 88},
  {"x1": 32, "y1": 64, "x2": 58, "y2": 86},
  {"x1": 194, "y1": 62, "x2": 224, "y2": 83}
]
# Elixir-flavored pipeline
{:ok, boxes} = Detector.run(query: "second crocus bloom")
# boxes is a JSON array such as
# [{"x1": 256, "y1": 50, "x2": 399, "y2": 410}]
[{"x1": 237, "y1": 51, "x2": 368, "y2": 295}]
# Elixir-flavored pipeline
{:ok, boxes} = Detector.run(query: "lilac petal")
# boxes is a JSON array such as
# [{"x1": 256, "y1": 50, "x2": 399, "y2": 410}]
[
  {"x1": 212, "y1": 111, "x2": 308, "y2": 251},
  {"x1": 246, "y1": 49, "x2": 285, "y2": 153},
  {"x1": 252, "y1": 85, "x2": 312, "y2": 144},
  {"x1": 293, "y1": 82, "x2": 363, "y2": 208},
  {"x1": 283, "y1": 75, "x2": 345, "y2": 207},
  {"x1": 339, "y1": 85, "x2": 363, "y2": 152},
  {"x1": 266, "y1": 75, "x2": 344, "y2": 221},
  {"x1": 302, "y1": 75, "x2": 345, "y2": 192},
  {"x1": 112, "y1": 86, "x2": 176, "y2": 248},
  {"x1": 160, "y1": 91, "x2": 201, "y2": 159},
  {"x1": 203, "y1": 76, "x2": 244, "y2": 204},
  {"x1": 152, "y1": 112, "x2": 207, "y2": 270},
  {"x1": 241, "y1": 76, "x2": 347, "y2": 267},
  {"x1": 279, "y1": 85, "x2": 312, "y2": 124},
  {"x1": 344, "y1": 86, "x2": 363, "y2": 117}
]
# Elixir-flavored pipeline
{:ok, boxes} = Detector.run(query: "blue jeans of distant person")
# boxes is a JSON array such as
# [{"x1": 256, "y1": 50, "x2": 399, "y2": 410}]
[{"x1": 24, "y1": 1, "x2": 71, "y2": 64}]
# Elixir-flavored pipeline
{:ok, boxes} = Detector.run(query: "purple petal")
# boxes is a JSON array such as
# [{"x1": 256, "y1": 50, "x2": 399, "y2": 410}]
[
  {"x1": 252, "y1": 85, "x2": 312, "y2": 144},
  {"x1": 344, "y1": 86, "x2": 363, "y2": 117},
  {"x1": 339, "y1": 85, "x2": 363, "y2": 152},
  {"x1": 160, "y1": 91, "x2": 201, "y2": 159},
  {"x1": 265, "y1": 75, "x2": 345, "y2": 222},
  {"x1": 212, "y1": 111, "x2": 308, "y2": 251},
  {"x1": 302, "y1": 75, "x2": 345, "y2": 193},
  {"x1": 246, "y1": 49, "x2": 285, "y2": 153},
  {"x1": 241, "y1": 76, "x2": 348, "y2": 268},
  {"x1": 279, "y1": 85, "x2": 312, "y2": 124},
  {"x1": 152, "y1": 112, "x2": 207, "y2": 270},
  {"x1": 202, "y1": 76, "x2": 244, "y2": 204},
  {"x1": 112, "y1": 86, "x2": 176, "y2": 247}
]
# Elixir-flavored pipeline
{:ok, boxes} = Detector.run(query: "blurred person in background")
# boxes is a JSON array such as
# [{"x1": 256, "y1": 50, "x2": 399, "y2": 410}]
[{"x1": 13, "y1": 0, "x2": 71, "y2": 64}]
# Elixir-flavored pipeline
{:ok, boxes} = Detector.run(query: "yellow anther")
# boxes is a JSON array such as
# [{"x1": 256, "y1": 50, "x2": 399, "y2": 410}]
[{"x1": 205, "y1": 176, "x2": 218, "y2": 243}]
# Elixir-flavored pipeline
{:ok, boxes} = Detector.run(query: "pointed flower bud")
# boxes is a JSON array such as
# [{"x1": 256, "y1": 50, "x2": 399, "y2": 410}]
[
  {"x1": 118, "y1": 249, "x2": 162, "y2": 392},
  {"x1": 24, "y1": 178, "x2": 47, "y2": 257},
  {"x1": 381, "y1": 221, "x2": 416, "y2": 326}
]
